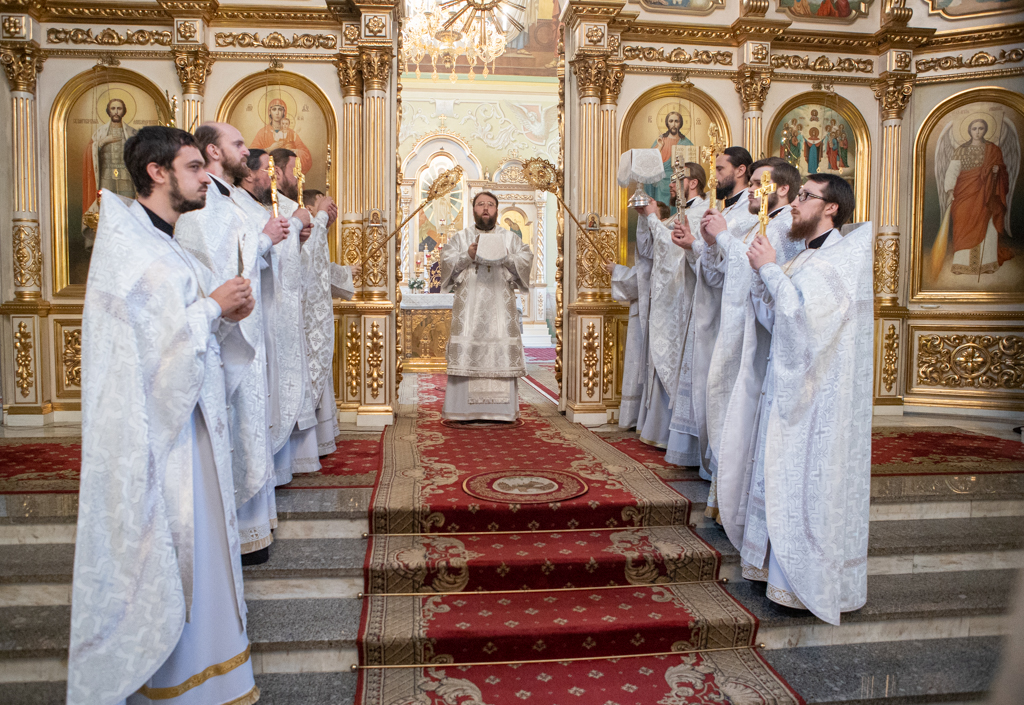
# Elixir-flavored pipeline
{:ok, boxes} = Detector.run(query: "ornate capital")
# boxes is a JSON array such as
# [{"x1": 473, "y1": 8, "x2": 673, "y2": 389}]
[
  {"x1": 337, "y1": 54, "x2": 363, "y2": 97},
  {"x1": 172, "y1": 44, "x2": 213, "y2": 95},
  {"x1": 600, "y1": 58, "x2": 623, "y2": 104},
  {"x1": 0, "y1": 41, "x2": 44, "y2": 93},
  {"x1": 733, "y1": 65, "x2": 771, "y2": 112},
  {"x1": 360, "y1": 47, "x2": 391, "y2": 92},
  {"x1": 873, "y1": 71, "x2": 914, "y2": 120},
  {"x1": 570, "y1": 53, "x2": 608, "y2": 99}
]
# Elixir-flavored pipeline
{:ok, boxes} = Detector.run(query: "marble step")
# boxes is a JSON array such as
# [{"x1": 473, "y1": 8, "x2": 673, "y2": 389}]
[
  {"x1": 762, "y1": 636, "x2": 1001, "y2": 704},
  {"x1": 729, "y1": 569, "x2": 1016, "y2": 649}
]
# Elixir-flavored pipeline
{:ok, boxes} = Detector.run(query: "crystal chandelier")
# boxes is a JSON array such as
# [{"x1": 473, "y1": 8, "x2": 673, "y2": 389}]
[{"x1": 402, "y1": 0, "x2": 526, "y2": 82}]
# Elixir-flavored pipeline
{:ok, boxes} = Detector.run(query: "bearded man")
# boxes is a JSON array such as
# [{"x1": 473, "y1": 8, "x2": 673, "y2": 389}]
[{"x1": 440, "y1": 191, "x2": 534, "y2": 422}]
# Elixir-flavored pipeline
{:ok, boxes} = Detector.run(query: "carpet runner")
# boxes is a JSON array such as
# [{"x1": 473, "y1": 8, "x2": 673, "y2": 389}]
[{"x1": 356, "y1": 374, "x2": 802, "y2": 704}]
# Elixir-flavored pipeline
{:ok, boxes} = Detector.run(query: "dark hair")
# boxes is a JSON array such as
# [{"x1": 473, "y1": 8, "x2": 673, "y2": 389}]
[
  {"x1": 806, "y1": 173, "x2": 855, "y2": 227},
  {"x1": 684, "y1": 161, "x2": 706, "y2": 195},
  {"x1": 473, "y1": 191, "x2": 499, "y2": 208},
  {"x1": 722, "y1": 146, "x2": 753, "y2": 184},
  {"x1": 105, "y1": 98, "x2": 126, "y2": 117},
  {"x1": 193, "y1": 123, "x2": 221, "y2": 166},
  {"x1": 245, "y1": 148, "x2": 266, "y2": 173},
  {"x1": 268, "y1": 147, "x2": 296, "y2": 167},
  {"x1": 303, "y1": 188, "x2": 324, "y2": 204},
  {"x1": 123, "y1": 126, "x2": 198, "y2": 197},
  {"x1": 655, "y1": 200, "x2": 671, "y2": 220},
  {"x1": 750, "y1": 156, "x2": 801, "y2": 204}
]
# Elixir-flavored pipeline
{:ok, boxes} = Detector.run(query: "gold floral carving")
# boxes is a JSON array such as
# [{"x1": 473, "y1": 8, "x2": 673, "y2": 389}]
[
  {"x1": 602, "y1": 316, "x2": 615, "y2": 395},
  {"x1": 176, "y1": 21, "x2": 197, "y2": 42},
  {"x1": 555, "y1": 29, "x2": 565, "y2": 393},
  {"x1": 172, "y1": 44, "x2": 213, "y2": 94},
  {"x1": 347, "y1": 321, "x2": 361, "y2": 398},
  {"x1": 366, "y1": 321, "x2": 385, "y2": 399},
  {"x1": 63, "y1": 328, "x2": 82, "y2": 388},
  {"x1": 916, "y1": 49, "x2": 1024, "y2": 74},
  {"x1": 336, "y1": 54, "x2": 362, "y2": 95},
  {"x1": 582, "y1": 322, "x2": 600, "y2": 398},
  {"x1": 0, "y1": 41, "x2": 45, "y2": 93},
  {"x1": 13, "y1": 224, "x2": 42, "y2": 289},
  {"x1": 602, "y1": 58, "x2": 624, "y2": 104},
  {"x1": 14, "y1": 321, "x2": 33, "y2": 398},
  {"x1": 343, "y1": 225, "x2": 363, "y2": 285},
  {"x1": 585, "y1": 26, "x2": 605, "y2": 45},
  {"x1": 733, "y1": 65, "x2": 771, "y2": 111},
  {"x1": 360, "y1": 48, "x2": 391, "y2": 91},
  {"x1": 3, "y1": 16, "x2": 26, "y2": 39},
  {"x1": 894, "y1": 51, "x2": 911, "y2": 70},
  {"x1": 570, "y1": 54, "x2": 607, "y2": 98},
  {"x1": 750, "y1": 42, "x2": 769, "y2": 63},
  {"x1": 365, "y1": 15, "x2": 387, "y2": 37},
  {"x1": 621, "y1": 46, "x2": 732, "y2": 66},
  {"x1": 873, "y1": 237, "x2": 899, "y2": 296},
  {"x1": 343, "y1": 24, "x2": 360, "y2": 43},
  {"x1": 47, "y1": 28, "x2": 173, "y2": 46},
  {"x1": 882, "y1": 324, "x2": 898, "y2": 393},
  {"x1": 873, "y1": 72, "x2": 914, "y2": 120},
  {"x1": 214, "y1": 32, "x2": 337, "y2": 50},
  {"x1": 917, "y1": 335, "x2": 1024, "y2": 390},
  {"x1": 769, "y1": 54, "x2": 873, "y2": 73},
  {"x1": 497, "y1": 164, "x2": 526, "y2": 183},
  {"x1": 363, "y1": 212, "x2": 387, "y2": 287}
]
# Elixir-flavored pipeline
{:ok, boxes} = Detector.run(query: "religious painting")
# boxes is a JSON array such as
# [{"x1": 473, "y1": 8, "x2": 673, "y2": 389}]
[
  {"x1": 911, "y1": 88, "x2": 1024, "y2": 303},
  {"x1": 924, "y1": 0, "x2": 1024, "y2": 18},
  {"x1": 766, "y1": 92, "x2": 870, "y2": 222},
  {"x1": 638, "y1": 0, "x2": 724, "y2": 16},
  {"x1": 499, "y1": 207, "x2": 532, "y2": 246},
  {"x1": 618, "y1": 84, "x2": 731, "y2": 264},
  {"x1": 217, "y1": 72, "x2": 336, "y2": 190},
  {"x1": 775, "y1": 0, "x2": 872, "y2": 21},
  {"x1": 50, "y1": 67, "x2": 170, "y2": 296},
  {"x1": 416, "y1": 153, "x2": 466, "y2": 256}
]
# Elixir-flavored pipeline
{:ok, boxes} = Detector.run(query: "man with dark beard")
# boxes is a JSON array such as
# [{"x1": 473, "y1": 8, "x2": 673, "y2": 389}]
[
  {"x1": 176, "y1": 122, "x2": 290, "y2": 565},
  {"x1": 440, "y1": 191, "x2": 534, "y2": 422}
]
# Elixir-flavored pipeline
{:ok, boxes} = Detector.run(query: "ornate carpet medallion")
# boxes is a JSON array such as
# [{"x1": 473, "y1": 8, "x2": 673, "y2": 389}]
[{"x1": 462, "y1": 469, "x2": 588, "y2": 503}]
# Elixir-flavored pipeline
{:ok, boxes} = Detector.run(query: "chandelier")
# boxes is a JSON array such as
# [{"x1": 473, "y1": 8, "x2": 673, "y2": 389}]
[{"x1": 402, "y1": 0, "x2": 526, "y2": 82}]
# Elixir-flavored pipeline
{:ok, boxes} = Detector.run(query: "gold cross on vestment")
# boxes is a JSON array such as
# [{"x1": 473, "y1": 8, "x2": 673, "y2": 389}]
[
  {"x1": 700, "y1": 122, "x2": 726, "y2": 211},
  {"x1": 756, "y1": 170, "x2": 776, "y2": 240},
  {"x1": 294, "y1": 156, "x2": 305, "y2": 208},
  {"x1": 267, "y1": 155, "x2": 280, "y2": 218}
]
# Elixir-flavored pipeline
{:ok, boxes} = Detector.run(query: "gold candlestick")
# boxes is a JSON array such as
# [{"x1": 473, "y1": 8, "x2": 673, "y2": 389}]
[
  {"x1": 700, "y1": 122, "x2": 726, "y2": 211},
  {"x1": 267, "y1": 155, "x2": 279, "y2": 218},
  {"x1": 294, "y1": 156, "x2": 305, "y2": 208}
]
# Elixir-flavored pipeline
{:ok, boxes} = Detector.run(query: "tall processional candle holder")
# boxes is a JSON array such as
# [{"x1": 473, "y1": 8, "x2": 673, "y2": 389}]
[{"x1": 617, "y1": 149, "x2": 667, "y2": 210}]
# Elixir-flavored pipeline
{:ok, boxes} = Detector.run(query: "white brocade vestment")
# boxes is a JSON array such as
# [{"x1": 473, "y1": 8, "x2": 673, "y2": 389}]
[
  {"x1": 69, "y1": 194, "x2": 255, "y2": 704},
  {"x1": 754, "y1": 224, "x2": 874, "y2": 625},
  {"x1": 441, "y1": 226, "x2": 533, "y2": 420}
]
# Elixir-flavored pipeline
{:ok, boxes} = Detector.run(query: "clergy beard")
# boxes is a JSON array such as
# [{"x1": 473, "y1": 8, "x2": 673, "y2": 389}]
[
  {"x1": 222, "y1": 154, "x2": 250, "y2": 184},
  {"x1": 169, "y1": 173, "x2": 206, "y2": 214},
  {"x1": 280, "y1": 180, "x2": 299, "y2": 202},
  {"x1": 715, "y1": 174, "x2": 735, "y2": 200},
  {"x1": 789, "y1": 215, "x2": 820, "y2": 242},
  {"x1": 748, "y1": 192, "x2": 778, "y2": 215},
  {"x1": 250, "y1": 183, "x2": 273, "y2": 206},
  {"x1": 474, "y1": 213, "x2": 496, "y2": 231}
]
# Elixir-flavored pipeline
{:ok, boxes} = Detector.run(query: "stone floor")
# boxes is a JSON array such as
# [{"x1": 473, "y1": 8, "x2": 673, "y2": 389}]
[{"x1": 0, "y1": 386, "x2": 1021, "y2": 703}]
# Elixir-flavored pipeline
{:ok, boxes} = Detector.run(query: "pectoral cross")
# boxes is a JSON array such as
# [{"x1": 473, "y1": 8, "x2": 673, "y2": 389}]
[
  {"x1": 756, "y1": 170, "x2": 776, "y2": 241},
  {"x1": 267, "y1": 155, "x2": 279, "y2": 218},
  {"x1": 294, "y1": 156, "x2": 305, "y2": 208},
  {"x1": 700, "y1": 122, "x2": 726, "y2": 211}
]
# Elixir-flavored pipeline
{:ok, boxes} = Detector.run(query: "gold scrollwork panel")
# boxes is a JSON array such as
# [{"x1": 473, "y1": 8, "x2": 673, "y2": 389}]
[
  {"x1": 53, "y1": 319, "x2": 81, "y2": 399},
  {"x1": 907, "y1": 324, "x2": 1024, "y2": 411},
  {"x1": 12, "y1": 317, "x2": 37, "y2": 404},
  {"x1": 401, "y1": 309, "x2": 452, "y2": 372}
]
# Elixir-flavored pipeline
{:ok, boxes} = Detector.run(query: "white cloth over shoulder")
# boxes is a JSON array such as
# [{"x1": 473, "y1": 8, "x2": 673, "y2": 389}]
[
  {"x1": 759, "y1": 223, "x2": 874, "y2": 625},
  {"x1": 68, "y1": 194, "x2": 253, "y2": 704},
  {"x1": 441, "y1": 226, "x2": 533, "y2": 378}
]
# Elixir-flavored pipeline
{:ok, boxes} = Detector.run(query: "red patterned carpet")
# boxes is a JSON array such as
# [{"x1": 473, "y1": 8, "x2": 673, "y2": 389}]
[
  {"x1": 357, "y1": 374, "x2": 802, "y2": 704},
  {"x1": 0, "y1": 432, "x2": 382, "y2": 493}
]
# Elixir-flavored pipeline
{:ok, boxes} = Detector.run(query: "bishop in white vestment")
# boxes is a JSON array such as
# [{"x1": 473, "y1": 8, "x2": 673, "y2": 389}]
[
  {"x1": 69, "y1": 128, "x2": 258, "y2": 705},
  {"x1": 441, "y1": 191, "x2": 534, "y2": 421},
  {"x1": 176, "y1": 124, "x2": 290, "y2": 561},
  {"x1": 742, "y1": 174, "x2": 872, "y2": 625}
]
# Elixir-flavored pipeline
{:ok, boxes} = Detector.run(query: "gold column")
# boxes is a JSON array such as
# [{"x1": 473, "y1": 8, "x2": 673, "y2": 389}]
[
  {"x1": 555, "y1": 29, "x2": 566, "y2": 400},
  {"x1": 734, "y1": 65, "x2": 771, "y2": 158},
  {"x1": 172, "y1": 45, "x2": 212, "y2": 130},
  {"x1": 1, "y1": 39, "x2": 50, "y2": 423},
  {"x1": 360, "y1": 47, "x2": 391, "y2": 301}
]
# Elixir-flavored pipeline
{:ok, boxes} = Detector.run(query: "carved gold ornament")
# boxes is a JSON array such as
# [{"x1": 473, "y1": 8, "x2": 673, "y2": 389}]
[
  {"x1": 770, "y1": 54, "x2": 872, "y2": 73},
  {"x1": 13, "y1": 224, "x2": 42, "y2": 289},
  {"x1": 621, "y1": 46, "x2": 732, "y2": 66},
  {"x1": 750, "y1": 43, "x2": 768, "y2": 63},
  {"x1": 176, "y1": 21, "x2": 198, "y2": 42},
  {"x1": 882, "y1": 324, "x2": 898, "y2": 393},
  {"x1": 0, "y1": 42, "x2": 45, "y2": 93},
  {"x1": 63, "y1": 328, "x2": 82, "y2": 388},
  {"x1": 733, "y1": 66, "x2": 771, "y2": 111},
  {"x1": 3, "y1": 15, "x2": 27, "y2": 39},
  {"x1": 602, "y1": 317, "x2": 615, "y2": 395},
  {"x1": 215, "y1": 32, "x2": 337, "y2": 50},
  {"x1": 343, "y1": 24, "x2": 360, "y2": 43},
  {"x1": 172, "y1": 45, "x2": 213, "y2": 94},
  {"x1": 496, "y1": 164, "x2": 526, "y2": 184},
  {"x1": 47, "y1": 27, "x2": 173, "y2": 46},
  {"x1": 14, "y1": 322, "x2": 33, "y2": 398},
  {"x1": 360, "y1": 47, "x2": 391, "y2": 91},
  {"x1": 365, "y1": 15, "x2": 386, "y2": 37},
  {"x1": 582, "y1": 322, "x2": 600, "y2": 398},
  {"x1": 347, "y1": 321, "x2": 361, "y2": 398},
  {"x1": 555, "y1": 35, "x2": 564, "y2": 393},
  {"x1": 366, "y1": 321, "x2": 385, "y2": 399},
  {"x1": 894, "y1": 51, "x2": 911, "y2": 70},
  {"x1": 873, "y1": 73, "x2": 914, "y2": 120},
  {"x1": 873, "y1": 237, "x2": 899, "y2": 296},
  {"x1": 916, "y1": 49, "x2": 1024, "y2": 74},
  {"x1": 585, "y1": 26, "x2": 605, "y2": 45},
  {"x1": 570, "y1": 55, "x2": 607, "y2": 97},
  {"x1": 917, "y1": 335, "x2": 1024, "y2": 390}
]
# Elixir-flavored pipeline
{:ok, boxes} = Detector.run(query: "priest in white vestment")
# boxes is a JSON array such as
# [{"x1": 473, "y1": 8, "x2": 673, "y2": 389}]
[
  {"x1": 709, "y1": 158, "x2": 804, "y2": 552},
  {"x1": 176, "y1": 124, "x2": 290, "y2": 564},
  {"x1": 441, "y1": 191, "x2": 534, "y2": 421},
  {"x1": 691, "y1": 147, "x2": 758, "y2": 500},
  {"x1": 69, "y1": 127, "x2": 259, "y2": 705},
  {"x1": 742, "y1": 174, "x2": 872, "y2": 625}
]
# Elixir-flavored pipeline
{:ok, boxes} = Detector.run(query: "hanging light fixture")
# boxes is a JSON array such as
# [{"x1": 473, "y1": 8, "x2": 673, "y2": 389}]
[{"x1": 402, "y1": 0, "x2": 525, "y2": 82}]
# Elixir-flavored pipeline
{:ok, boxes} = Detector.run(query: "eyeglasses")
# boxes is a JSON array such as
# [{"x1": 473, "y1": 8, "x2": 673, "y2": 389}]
[{"x1": 796, "y1": 190, "x2": 828, "y2": 203}]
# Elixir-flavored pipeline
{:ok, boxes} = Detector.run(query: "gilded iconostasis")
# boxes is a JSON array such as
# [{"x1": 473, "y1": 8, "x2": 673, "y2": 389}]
[{"x1": 0, "y1": 0, "x2": 1022, "y2": 426}]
